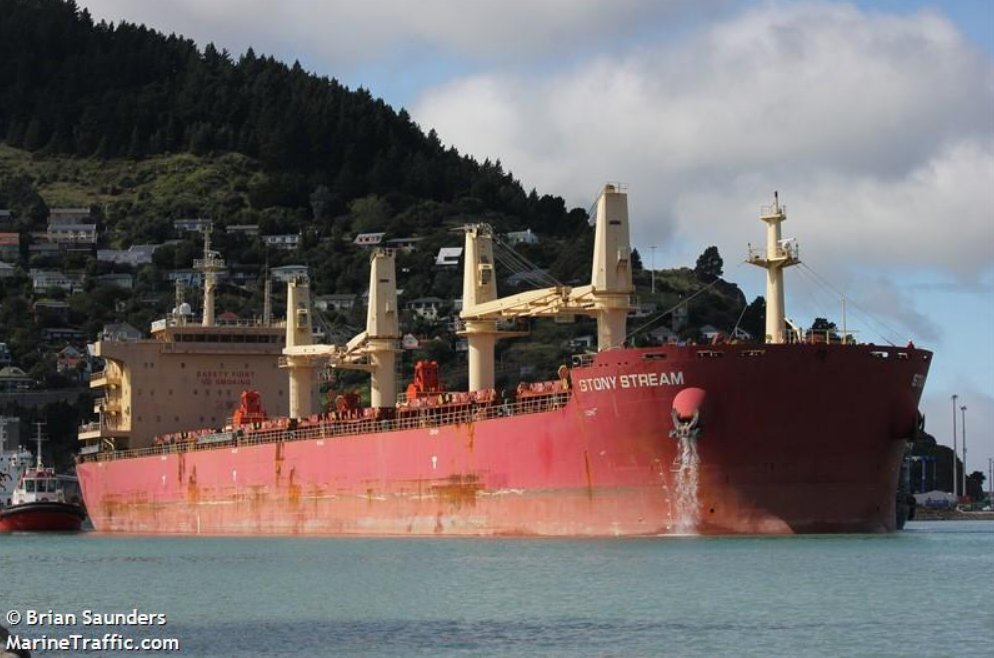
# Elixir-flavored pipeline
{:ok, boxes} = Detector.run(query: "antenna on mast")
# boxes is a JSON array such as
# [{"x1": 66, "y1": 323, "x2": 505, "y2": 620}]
[
  {"x1": 33, "y1": 421, "x2": 45, "y2": 470},
  {"x1": 263, "y1": 257, "x2": 272, "y2": 326},
  {"x1": 194, "y1": 225, "x2": 224, "y2": 327}
]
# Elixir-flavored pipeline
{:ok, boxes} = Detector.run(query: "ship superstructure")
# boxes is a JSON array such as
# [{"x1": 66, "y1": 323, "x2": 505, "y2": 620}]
[
  {"x1": 78, "y1": 233, "x2": 289, "y2": 456},
  {"x1": 77, "y1": 186, "x2": 932, "y2": 536}
]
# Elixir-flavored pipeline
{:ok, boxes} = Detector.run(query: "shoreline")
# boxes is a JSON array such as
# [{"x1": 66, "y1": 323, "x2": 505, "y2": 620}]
[{"x1": 912, "y1": 509, "x2": 994, "y2": 521}]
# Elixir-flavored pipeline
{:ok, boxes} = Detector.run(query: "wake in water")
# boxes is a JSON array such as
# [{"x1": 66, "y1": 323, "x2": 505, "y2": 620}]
[{"x1": 673, "y1": 435, "x2": 700, "y2": 534}]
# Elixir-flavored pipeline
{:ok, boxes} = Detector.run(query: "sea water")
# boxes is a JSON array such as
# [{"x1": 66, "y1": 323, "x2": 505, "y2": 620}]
[{"x1": 1, "y1": 521, "x2": 991, "y2": 657}]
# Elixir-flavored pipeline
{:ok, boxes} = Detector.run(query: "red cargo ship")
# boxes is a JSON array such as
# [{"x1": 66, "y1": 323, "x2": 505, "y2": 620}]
[{"x1": 76, "y1": 187, "x2": 931, "y2": 535}]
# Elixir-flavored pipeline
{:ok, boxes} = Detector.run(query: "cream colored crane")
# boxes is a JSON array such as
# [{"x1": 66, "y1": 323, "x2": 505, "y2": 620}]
[
  {"x1": 281, "y1": 249, "x2": 401, "y2": 418},
  {"x1": 459, "y1": 183, "x2": 634, "y2": 391}
]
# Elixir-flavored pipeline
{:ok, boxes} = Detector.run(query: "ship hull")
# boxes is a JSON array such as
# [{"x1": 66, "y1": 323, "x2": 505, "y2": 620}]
[
  {"x1": 77, "y1": 344, "x2": 931, "y2": 536},
  {"x1": 0, "y1": 502, "x2": 86, "y2": 532}
]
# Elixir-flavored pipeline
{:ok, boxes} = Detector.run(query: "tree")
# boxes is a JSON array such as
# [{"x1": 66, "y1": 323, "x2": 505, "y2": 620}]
[
  {"x1": 810, "y1": 318, "x2": 838, "y2": 332},
  {"x1": 966, "y1": 471, "x2": 986, "y2": 501},
  {"x1": 631, "y1": 248, "x2": 643, "y2": 272},
  {"x1": 694, "y1": 246, "x2": 723, "y2": 281},
  {"x1": 739, "y1": 296, "x2": 765, "y2": 341}
]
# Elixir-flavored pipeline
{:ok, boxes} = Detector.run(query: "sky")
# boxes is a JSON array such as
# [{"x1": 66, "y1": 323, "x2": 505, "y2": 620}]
[{"x1": 78, "y1": 0, "x2": 994, "y2": 477}]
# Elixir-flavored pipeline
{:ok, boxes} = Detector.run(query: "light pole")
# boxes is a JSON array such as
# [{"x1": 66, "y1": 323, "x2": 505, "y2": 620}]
[
  {"x1": 951, "y1": 394, "x2": 958, "y2": 496},
  {"x1": 960, "y1": 405, "x2": 967, "y2": 498},
  {"x1": 650, "y1": 245, "x2": 657, "y2": 295},
  {"x1": 986, "y1": 456, "x2": 994, "y2": 503}
]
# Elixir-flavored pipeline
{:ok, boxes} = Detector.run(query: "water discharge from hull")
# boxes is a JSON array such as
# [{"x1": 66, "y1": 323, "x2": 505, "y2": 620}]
[{"x1": 673, "y1": 435, "x2": 700, "y2": 534}]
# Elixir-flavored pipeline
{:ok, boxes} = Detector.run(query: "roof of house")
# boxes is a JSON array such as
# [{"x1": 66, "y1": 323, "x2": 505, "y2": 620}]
[
  {"x1": 435, "y1": 247, "x2": 463, "y2": 265},
  {"x1": 103, "y1": 322, "x2": 142, "y2": 335},
  {"x1": 0, "y1": 366, "x2": 30, "y2": 379}
]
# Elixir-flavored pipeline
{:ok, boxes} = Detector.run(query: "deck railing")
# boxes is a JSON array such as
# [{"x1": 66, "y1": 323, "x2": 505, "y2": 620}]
[{"x1": 78, "y1": 392, "x2": 571, "y2": 464}]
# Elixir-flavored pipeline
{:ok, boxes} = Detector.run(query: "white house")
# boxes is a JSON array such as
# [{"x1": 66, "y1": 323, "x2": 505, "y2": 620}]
[
  {"x1": 700, "y1": 324, "x2": 726, "y2": 341},
  {"x1": 97, "y1": 244, "x2": 160, "y2": 266},
  {"x1": 505, "y1": 229, "x2": 539, "y2": 246},
  {"x1": 270, "y1": 265, "x2": 309, "y2": 283},
  {"x1": 47, "y1": 223, "x2": 97, "y2": 245},
  {"x1": 101, "y1": 322, "x2": 143, "y2": 342},
  {"x1": 0, "y1": 366, "x2": 33, "y2": 392},
  {"x1": 174, "y1": 218, "x2": 212, "y2": 233},
  {"x1": 0, "y1": 261, "x2": 14, "y2": 279},
  {"x1": 29, "y1": 270, "x2": 80, "y2": 293},
  {"x1": 262, "y1": 234, "x2": 301, "y2": 250},
  {"x1": 354, "y1": 232, "x2": 385, "y2": 247},
  {"x1": 314, "y1": 294, "x2": 357, "y2": 312},
  {"x1": 648, "y1": 325, "x2": 679, "y2": 344},
  {"x1": 165, "y1": 271, "x2": 205, "y2": 287},
  {"x1": 406, "y1": 297, "x2": 445, "y2": 321}
]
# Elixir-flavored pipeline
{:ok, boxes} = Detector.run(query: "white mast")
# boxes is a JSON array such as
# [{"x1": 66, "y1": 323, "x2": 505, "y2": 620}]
[
  {"x1": 746, "y1": 192, "x2": 800, "y2": 344},
  {"x1": 33, "y1": 422, "x2": 44, "y2": 469},
  {"x1": 194, "y1": 229, "x2": 224, "y2": 327},
  {"x1": 284, "y1": 275, "x2": 316, "y2": 419},
  {"x1": 589, "y1": 184, "x2": 634, "y2": 350},
  {"x1": 281, "y1": 249, "x2": 401, "y2": 417},
  {"x1": 458, "y1": 184, "x2": 634, "y2": 391}
]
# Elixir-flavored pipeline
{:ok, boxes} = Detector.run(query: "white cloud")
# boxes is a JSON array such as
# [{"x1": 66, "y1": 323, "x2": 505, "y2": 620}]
[
  {"x1": 79, "y1": 0, "x2": 711, "y2": 68},
  {"x1": 413, "y1": 2, "x2": 994, "y2": 283}
]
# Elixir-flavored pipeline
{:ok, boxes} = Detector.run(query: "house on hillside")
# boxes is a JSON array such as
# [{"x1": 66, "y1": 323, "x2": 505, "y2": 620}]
[
  {"x1": 435, "y1": 247, "x2": 463, "y2": 267},
  {"x1": 174, "y1": 218, "x2": 212, "y2": 233},
  {"x1": 56, "y1": 345, "x2": 87, "y2": 381},
  {"x1": 354, "y1": 232, "x2": 385, "y2": 247},
  {"x1": 271, "y1": 265, "x2": 309, "y2": 282},
  {"x1": 505, "y1": 229, "x2": 539, "y2": 246},
  {"x1": 46, "y1": 222, "x2": 97, "y2": 246},
  {"x1": 165, "y1": 270, "x2": 205, "y2": 287},
  {"x1": 262, "y1": 234, "x2": 301, "y2": 250},
  {"x1": 42, "y1": 327, "x2": 84, "y2": 345},
  {"x1": 314, "y1": 294, "x2": 357, "y2": 312},
  {"x1": 29, "y1": 270, "x2": 80, "y2": 293},
  {"x1": 406, "y1": 297, "x2": 445, "y2": 321},
  {"x1": 0, "y1": 261, "x2": 14, "y2": 279},
  {"x1": 700, "y1": 325, "x2": 726, "y2": 342},
  {"x1": 97, "y1": 244, "x2": 160, "y2": 266},
  {"x1": 101, "y1": 322, "x2": 143, "y2": 342},
  {"x1": 384, "y1": 237, "x2": 422, "y2": 253},
  {"x1": 0, "y1": 233, "x2": 20, "y2": 261},
  {"x1": 647, "y1": 325, "x2": 679, "y2": 345},
  {"x1": 0, "y1": 366, "x2": 33, "y2": 392},
  {"x1": 94, "y1": 272, "x2": 134, "y2": 290}
]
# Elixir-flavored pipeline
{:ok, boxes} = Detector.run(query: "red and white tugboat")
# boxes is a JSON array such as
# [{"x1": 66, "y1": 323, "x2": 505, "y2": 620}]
[{"x1": 0, "y1": 425, "x2": 85, "y2": 532}]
